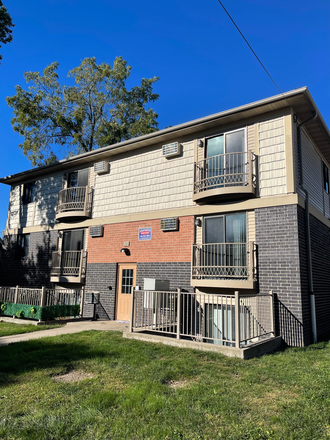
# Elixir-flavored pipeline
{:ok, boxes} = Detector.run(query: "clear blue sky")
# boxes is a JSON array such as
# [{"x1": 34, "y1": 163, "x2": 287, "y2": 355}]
[{"x1": 0, "y1": 0, "x2": 329, "y2": 236}]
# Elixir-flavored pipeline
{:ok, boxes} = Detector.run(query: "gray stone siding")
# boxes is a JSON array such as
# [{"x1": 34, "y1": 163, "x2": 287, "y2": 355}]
[
  {"x1": 136, "y1": 262, "x2": 193, "y2": 292},
  {"x1": 0, "y1": 231, "x2": 57, "y2": 288},
  {"x1": 309, "y1": 210, "x2": 330, "y2": 340},
  {"x1": 84, "y1": 262, "x2": 192, "y2": 321},
  {"x1": 84, "y1": 263, "x2": 117, "y2": 320},
  {"x1": 255, "y1": 205, "x2": 306, "y2": 346}
]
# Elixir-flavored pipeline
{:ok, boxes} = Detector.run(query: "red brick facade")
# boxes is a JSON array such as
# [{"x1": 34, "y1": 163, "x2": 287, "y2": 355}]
[{"x1": 87, "y1": 216, "x2": 194, "y2": 264}]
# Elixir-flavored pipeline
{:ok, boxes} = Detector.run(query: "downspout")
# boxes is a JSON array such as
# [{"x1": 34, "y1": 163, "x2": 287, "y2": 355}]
[{"x1": 297, "y1": 111, "x2": 318, "y2": 344}]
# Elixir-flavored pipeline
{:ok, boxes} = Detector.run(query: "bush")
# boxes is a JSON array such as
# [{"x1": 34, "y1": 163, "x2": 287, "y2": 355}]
[
  {"x1": 1, "y1": 302, "x2": 7, "y2": 312},
  {"x1": 16, "y1": 310, "x2": 24, "y2": 319}
]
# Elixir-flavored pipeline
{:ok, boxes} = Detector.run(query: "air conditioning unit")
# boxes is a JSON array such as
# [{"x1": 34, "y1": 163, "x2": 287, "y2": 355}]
[
  {"x1": 90, "y1": 225, "x2": 104, "y2": 237},
  {"x1": 160, "y1": 217, "x2": 179, "y2": 231},
  {"x1": 162, "y1": 142, "x2": 180, "y2": 158},
  {"x1": 94, "y1": 161, "x2": 109, "y2": 174}
]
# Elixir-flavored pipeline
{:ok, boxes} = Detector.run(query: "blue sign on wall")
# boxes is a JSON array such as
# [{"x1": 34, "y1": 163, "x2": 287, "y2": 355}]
[{"x1": 138, "y1": 227, "x2": 152, "y2": 241}]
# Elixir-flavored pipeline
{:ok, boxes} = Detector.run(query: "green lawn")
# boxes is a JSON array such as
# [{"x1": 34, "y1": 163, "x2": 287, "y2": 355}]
[
  {"x1": 0, "y1": 331, "x2": 330, "y2": 439},
  {"x1": 0, "y1": 321, "x2": 64, "y2": 337}
]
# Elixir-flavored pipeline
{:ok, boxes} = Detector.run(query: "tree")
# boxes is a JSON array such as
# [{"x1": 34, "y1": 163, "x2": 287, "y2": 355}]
[
  {"x1": 7, "y1": 57, "x2": 159, "y2": 166},
  {"x1": 0, "y1": 1, "x2": 14, "y2": 62}
]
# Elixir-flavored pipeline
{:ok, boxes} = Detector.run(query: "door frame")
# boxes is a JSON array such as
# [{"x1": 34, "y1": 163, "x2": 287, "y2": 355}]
[{"x1": 115, "y1": 263, "x2": 137, "y2": 321}]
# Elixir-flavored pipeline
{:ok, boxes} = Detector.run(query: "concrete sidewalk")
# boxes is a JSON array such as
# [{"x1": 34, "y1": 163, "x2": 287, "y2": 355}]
[{"x1": 0, "y1": 320, "x2": 129, "y2": 346}]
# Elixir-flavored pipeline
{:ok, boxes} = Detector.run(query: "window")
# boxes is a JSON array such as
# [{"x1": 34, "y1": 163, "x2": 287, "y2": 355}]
[
  {"x1": 22, "y1": 182, "x2": 35, "y2": 204},
  {"x1": 68, "y1": 169, "x2": 89, "y2": 188},
  {"x1": 323, "y1": 162, "x2": 329, "y2": 193},
  {"x1": 203, "y1": 213, "x2": 247, "y2": 277},
  {"x1": 17, "y1": 234, "x2": 30, "y2": 258},
  {"x1": 205, "y1": 128, "x2": 246, "y2": 188}
]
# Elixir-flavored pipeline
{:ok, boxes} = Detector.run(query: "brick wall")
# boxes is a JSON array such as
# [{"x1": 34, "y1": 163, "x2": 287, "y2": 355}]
[
  {"x1": 87, "y1": 216, "x2": 194, "y2": 264},
  {"x1": 84, "y1": 263, "x2": 117, "y2": 320},
  {"x1": 309, "y1": 210, "x2": 330, "y2": 340},
  {"x1": 84, "y1": 261, "x2": 192, "y2": 320},
  {"x1": 255, "y1": 205, "x2": 306, "y2": 346},
  {"x1": 0, "y1": 230, "x2": 57, "y2": 288}
]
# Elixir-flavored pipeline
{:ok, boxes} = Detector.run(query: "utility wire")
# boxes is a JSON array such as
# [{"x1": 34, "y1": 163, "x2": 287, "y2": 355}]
[{"x1": 216, "y1": 0, "x2": 283, "y2": 96}]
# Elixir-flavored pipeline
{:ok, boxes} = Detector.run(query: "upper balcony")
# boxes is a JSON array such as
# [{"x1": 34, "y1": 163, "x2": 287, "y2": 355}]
[
  {"x1": 193, "y1": 151, "x2": 257, "y2": 203},
  {"x1": 55, "y1": 186, "x2": 93, "y2": 222},
  {"x1": 191, "y1": 241, "x2": 257, "y2": 290},
  {"x1": 50, "y1": 250, "x2": 87, "y2": 284}
]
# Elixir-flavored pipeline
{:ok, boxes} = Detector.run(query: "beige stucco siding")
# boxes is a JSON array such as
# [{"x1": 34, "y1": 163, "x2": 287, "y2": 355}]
[
  {"x1": 93, "y1": 141, "x2": 195, "y2": 218},
  {"x1": 259, "y1": 116, "x2": 286, "y2": 197}
]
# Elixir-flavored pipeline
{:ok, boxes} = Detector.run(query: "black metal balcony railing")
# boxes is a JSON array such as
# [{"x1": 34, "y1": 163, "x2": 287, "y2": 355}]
[
  {"x1": 193, "y1": 151, "x2": 256, "y2": 196},
  {"x1": 51, "y1": 250, "x2": 87, "y2": 280},
  {"x1": 56, "y1": 186, "x2": 93, "y2": 219},
  {"x1": 192, "y1": 242, "x2": 257, "y2": 281}
]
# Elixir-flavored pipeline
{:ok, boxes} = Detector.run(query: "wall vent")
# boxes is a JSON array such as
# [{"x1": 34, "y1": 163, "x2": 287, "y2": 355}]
[
  {"x1": 162, "y1": 142, "x2": 180, "y2": 158},
  {"x1": 90, "y1": 225, "x2": 104, "y2": 237},
  {"x1": 160, "y1": 217, "x2": 179, "y2": 231},
  {"x1": 94, "y1": 161, "x2": 109, "y2": 174}
]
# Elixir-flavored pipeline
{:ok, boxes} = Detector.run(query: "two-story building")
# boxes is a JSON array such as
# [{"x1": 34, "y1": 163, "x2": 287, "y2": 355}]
[{"x1": 1, "y1": 87, "x2": 330, "y2": 351}]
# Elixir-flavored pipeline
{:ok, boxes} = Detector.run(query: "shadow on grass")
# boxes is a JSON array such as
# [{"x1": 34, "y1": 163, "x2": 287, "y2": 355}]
[{"x1": 0, "y1": 330, "x2": 119, "y2": 387}]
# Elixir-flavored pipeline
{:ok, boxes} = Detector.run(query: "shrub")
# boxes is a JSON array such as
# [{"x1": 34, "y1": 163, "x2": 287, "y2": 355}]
[
  {"x1": 16, "y1": 310, "x2": 24, "y2": 318},
  {"x1": 1, "y1": 303, "x2": 7, "y2": 312}
]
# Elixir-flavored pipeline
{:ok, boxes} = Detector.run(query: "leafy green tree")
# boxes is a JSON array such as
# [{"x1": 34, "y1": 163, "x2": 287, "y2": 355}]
[
  {"x1": 7, "y1": 57, "x2": 159, "y2": 166},
  {"x1": 0, "y1": 1, "x2": 14, "y2": 62}
]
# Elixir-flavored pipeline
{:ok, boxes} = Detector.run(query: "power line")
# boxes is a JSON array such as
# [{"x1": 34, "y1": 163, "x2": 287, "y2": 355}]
[{"x1": 216, "y1": 0, "x2": 283, "y2": 96}]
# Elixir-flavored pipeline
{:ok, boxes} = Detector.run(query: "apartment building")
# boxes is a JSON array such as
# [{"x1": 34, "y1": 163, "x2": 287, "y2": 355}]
[{"x1": 1, "y1": 87, "x2": 330, "y2": 349}]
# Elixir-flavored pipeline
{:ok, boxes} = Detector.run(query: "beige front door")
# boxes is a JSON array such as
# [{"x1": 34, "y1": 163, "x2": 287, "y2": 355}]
[{"x1": 116, "y1": 263, "x2": 136, "y2": 321}]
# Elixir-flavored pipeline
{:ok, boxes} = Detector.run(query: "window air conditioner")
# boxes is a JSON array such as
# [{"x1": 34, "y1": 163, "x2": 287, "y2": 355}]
[
  {"x1": 94, "y1": 161, "x2": 109, "y2": 174},
  {"x1": 162, "y1": 142, "x2": 180, "y2": 158},
  {"x1": 90, "y1": 225, "x2": 104, "y2": 237},
  {"x1": 160, "y1": 217, "x2": 179, "y2": 231}
]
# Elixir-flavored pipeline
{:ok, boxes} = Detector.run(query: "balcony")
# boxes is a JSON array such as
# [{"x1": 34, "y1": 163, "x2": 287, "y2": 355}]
[
  {"x1": 50, "y1": 250, "x2": 87, "y2": 284},
  {"x1": 55, "y1": 186, "x2": 93, "y2": 221},
  {"x1": 193, "y1": 151, "x2": 257, "y2": 203},
  {"x1": 191, "y1": 242, "x2": 257, "y2": 290}
]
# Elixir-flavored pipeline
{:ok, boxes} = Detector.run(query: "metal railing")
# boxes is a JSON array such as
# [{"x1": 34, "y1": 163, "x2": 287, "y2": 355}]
[
  {"x1": 50, "y1": 250, "x2": 87, "y2": 279},
  {"x1": 56, "y1": 186, "x2": 93, "y2": 216},
  {"x1": 45, "y1": 289, "x2": 81, "y2": 306},
  {"x1": 131, "y1": 290, "x2": 274, "y2": 348},
  {"x1": 192, "y1": 242, "x2": 257, "y2": 281},
  {"x1": 0, "y1": 286, "x2": 82, "y2": 307},
  {"x1": 194, "y1": 151, "x2": 257, "y2": 194}
]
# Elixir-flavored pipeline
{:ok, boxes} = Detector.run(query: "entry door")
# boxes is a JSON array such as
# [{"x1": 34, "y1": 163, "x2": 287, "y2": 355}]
[{"x1": 116, "y1": 263, "x2": 136, "y2": 321}]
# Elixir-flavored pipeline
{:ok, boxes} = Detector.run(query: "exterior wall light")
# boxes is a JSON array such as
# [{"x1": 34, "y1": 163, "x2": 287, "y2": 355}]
[
  {"x1": 197, "y1": 140, "x2": 203, "y2": 148},
  {"x1": 120, "y1": 248, "x2": 130, "y2": 256},
  {"x1": 195, "y1": 218, "x2": 202, "y2": 227}
]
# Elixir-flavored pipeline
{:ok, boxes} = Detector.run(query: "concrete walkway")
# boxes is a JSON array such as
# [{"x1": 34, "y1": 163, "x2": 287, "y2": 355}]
[{"x1": 0, "y1": 320, "x2": 129, "y2": 346}]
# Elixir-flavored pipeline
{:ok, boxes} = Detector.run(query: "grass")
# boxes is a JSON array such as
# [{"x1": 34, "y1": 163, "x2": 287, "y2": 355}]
[
  {"x1": 1, "y1": 331, "x2": 330, "y2": 439},
  {"x1": 0, "y1": 321, "x2": 64, "y2": 337}
]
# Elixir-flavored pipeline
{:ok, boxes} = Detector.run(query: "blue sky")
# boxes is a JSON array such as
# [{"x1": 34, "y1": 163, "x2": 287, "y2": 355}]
[{"x1": 0, "y1": 0, "x2": 329, "y2": 236}]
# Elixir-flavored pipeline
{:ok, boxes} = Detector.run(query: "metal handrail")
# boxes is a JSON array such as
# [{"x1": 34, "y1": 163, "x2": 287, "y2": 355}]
[
  {"x1": 131, "y1": 289, "x2": 274, "y2": 348},
  {"x1": 191, "y1": 242, "x2": 256, "y2": 281},
  {"x1": 194, "y1": 151, "x2": 256, "y2": 194},
  {"x1": 51, "y1": 250, "x2": 87, "y2": 278},
  {"x1": 56, "y1": 186, "x2": 93, "y2": 215}
]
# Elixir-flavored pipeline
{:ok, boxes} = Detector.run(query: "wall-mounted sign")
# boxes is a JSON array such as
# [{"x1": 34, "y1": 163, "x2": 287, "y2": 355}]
[{"x1": 139, "y1": 228, "x2": 152, "y2": 241}]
